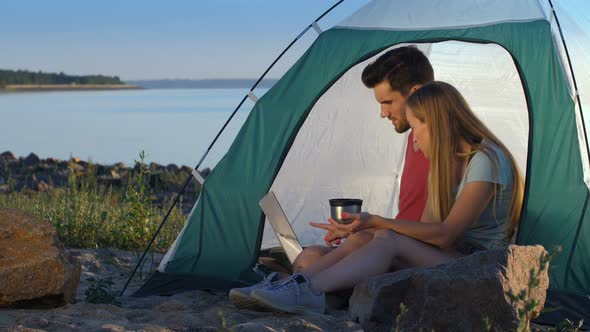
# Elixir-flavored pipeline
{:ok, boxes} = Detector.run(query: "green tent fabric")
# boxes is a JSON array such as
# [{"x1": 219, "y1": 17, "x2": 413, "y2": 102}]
[{"x1": 136, "y1": 0, "x2": 590, "y2": 325}]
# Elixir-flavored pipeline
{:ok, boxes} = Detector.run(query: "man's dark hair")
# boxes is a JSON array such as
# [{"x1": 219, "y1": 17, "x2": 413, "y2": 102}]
[{"x1": 361, "y1": 46, "x2": 434, "y2": 96}]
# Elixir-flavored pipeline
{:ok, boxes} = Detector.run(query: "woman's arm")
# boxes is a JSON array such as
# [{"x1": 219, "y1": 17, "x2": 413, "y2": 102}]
[
  {"x1": 419, "y1": 195, "x2": 436, "y2": 223},
  {"x1": 347, "y1": 181, "x2": 495, "y2": 248}
]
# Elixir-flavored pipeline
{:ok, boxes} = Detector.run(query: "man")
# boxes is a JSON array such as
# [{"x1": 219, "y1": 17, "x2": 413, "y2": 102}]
[
  {"x1": 293, "y1": 45, "x2": 433, "y2": 270},
  {"x1": 229, "y1": 46, "x2": 433, "y2": 308}
]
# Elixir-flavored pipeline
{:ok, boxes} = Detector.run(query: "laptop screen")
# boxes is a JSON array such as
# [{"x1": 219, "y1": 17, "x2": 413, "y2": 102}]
[{"x1": 259, "y1": 191, "x2": 303, "y2": 265}]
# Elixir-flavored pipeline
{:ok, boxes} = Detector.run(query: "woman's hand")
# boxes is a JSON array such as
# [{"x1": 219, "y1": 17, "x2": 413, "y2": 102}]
[
  {"x1": 310, "y1": 212, "x2": 381, "y2": 246},
  {"x1": 310, "y1": 218, "x2": 350, "y2": 247},
  {"x1": 341, "y1": 212, "x2": 380, "y2": 233}
]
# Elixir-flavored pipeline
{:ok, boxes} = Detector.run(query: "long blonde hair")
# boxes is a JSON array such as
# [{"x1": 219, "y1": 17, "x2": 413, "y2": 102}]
[{"x1": 406, "y1": 81, "x2": 524, "y2": 237}]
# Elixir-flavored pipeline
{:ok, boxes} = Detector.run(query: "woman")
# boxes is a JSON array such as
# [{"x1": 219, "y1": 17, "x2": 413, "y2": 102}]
[{"x1": 245, "y1": 81, "x2": 524, "y2": 315}]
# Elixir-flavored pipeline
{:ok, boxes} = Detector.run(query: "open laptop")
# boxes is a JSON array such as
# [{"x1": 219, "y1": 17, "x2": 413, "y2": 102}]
[{"x1": 259, "y1": 191, "x2": 303, "y2": 265}]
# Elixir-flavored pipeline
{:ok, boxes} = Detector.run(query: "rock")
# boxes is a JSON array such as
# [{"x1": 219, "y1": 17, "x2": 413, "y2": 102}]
[
  {"x1": 26, "y1": 174, "x2": 38, "y2": 189},
  {"x1": 23, "y1": 153, "x2": 40, "y2": 167},
  {"x1": 199, "y1": 167, "x2": 211, "y2": 178},
  {"x1": 231, "y1": 322, "x2": 276, "y2": 331},
  {"x1": 166, "y1": 164, "x2": 179, "y2": 173},
  {"x1": 57, "y1": 161, "x2": 70, "y2": 170},
  {"x1": 97, "y1": 175, "x2": 123, "y2": 187},
  {"x1": 0, "y1": 151, "x2": 17, "y2": 161},
  {"x1": 96, "y1": 164, "x2": 107, "y2": 175},
  {"x1": 70, "y1": 163, "x2": 85, "y2": 175},
  {"x1": 150, "y1": 162, "x2": 163, "y2": 171},
  {"x1": 156, "y1": 300, "x2": 189, "y2": 312},
  {"x1": 180, "y1": 166, "x2": 193, "y2": 174},
  {"x1": 38, "y1": 318, "x2": 49, "y2": 328},
  {"x1": 51, "y1": 169, "x2": 71, "y2": 187},
  {"x1": 349, "y1": 245, "x2": 549, "y2": 332},
  {"x1": 36, "y1": 180, "x2": 51, "y2": 192},
  {"x1": 0, "y1": 208, "x2": 82, "y2": 307},
  {"x1": 45, "y1": 157, "x2": 61, "y2": 165},
  {"x1": 110, "y1": 169, "x2": 121, "y2": 178}
]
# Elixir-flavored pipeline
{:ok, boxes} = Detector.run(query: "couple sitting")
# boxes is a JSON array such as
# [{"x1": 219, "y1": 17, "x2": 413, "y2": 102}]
[{"x1": 230, "y1": 46, "x2": 524, "y2": 315}]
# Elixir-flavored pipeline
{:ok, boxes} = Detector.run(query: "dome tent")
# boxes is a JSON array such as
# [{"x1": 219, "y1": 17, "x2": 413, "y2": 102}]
[{"x1": 134, "y1": 0, "x2": 590, "y2": 325}]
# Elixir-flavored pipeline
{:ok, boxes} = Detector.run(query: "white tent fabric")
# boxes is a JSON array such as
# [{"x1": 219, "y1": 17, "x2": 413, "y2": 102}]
[
  {"x1": 337, "y1": 0, "x2": 546, "y2": 30},
  {"x1": 262, "y1": 41, "x2": 529, "y2": 248}
]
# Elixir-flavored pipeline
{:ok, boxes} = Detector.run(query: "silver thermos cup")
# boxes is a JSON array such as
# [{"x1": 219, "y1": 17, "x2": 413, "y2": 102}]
[{"x1": 329, "y1": 198, "x2": 363, "y2": 224}]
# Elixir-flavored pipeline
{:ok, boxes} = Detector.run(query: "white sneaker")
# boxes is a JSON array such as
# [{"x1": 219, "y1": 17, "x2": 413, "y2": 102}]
[
  {"x1": 250, "y1": 274, "x2": 325, "y2": 315},
  {"x1": 229, "y1": 272, "x2": 281, "y2": 310}
]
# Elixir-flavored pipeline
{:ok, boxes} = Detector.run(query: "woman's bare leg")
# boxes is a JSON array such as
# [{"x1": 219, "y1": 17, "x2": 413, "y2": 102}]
[
  {"x1": 300, "y1": 229, "x2": 377, "y2": 275},
  {"x1": 292, "y1": 245, "x2": 334, "y2": 273},
  {"x1": 308, "y1": 229, "x2": 462, "y2": 293}
]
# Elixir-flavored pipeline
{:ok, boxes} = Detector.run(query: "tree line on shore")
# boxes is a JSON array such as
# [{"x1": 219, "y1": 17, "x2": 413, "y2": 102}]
[{"x1": 0, "y1": 69, "x2": 124, "y2": 87}]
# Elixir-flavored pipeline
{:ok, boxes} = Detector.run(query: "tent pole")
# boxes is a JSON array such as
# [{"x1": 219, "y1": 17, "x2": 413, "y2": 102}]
[{"x1": 119, "y1": 0, "x2": 347, "y2": 297}]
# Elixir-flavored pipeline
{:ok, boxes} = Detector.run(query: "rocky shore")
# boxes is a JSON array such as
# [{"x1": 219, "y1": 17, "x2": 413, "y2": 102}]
[{"x1": 0, "y1": 151, "x2": 208, "y2": 213}]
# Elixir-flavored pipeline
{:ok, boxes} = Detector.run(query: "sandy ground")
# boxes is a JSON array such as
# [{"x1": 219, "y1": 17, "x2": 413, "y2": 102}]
[{"x1": 0, "y1": 248, "x2": 362, "y2": 332}]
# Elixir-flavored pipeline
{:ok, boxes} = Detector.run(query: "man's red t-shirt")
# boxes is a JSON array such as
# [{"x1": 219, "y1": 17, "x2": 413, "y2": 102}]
[{"x1": 395, "y1": 131, "x2": 429, "y2": 221}]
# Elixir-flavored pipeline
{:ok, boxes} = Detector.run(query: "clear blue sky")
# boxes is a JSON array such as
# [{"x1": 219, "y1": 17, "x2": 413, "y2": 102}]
[
  {"x1": 0, "y1": 1, "x2": 368, "y2": 80},
  {"x1": 1, "y1": 0, "x2": 589, "y2": 82}
]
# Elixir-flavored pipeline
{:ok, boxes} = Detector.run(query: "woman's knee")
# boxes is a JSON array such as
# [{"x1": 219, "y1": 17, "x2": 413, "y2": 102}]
[
  {"x1": 371, "y1": 229, "x2": 410, "y2": 254},
  {"x1": 371, "y1": 229, "x2": 436, "y2": 265},
  {"x1": 302, "y1": 245, "x2": 332, "y2": 258},
  {"x1": 373, "y1": 229, "x2": 400, "y2": 242},
  {"x1": 293, "y1": 245, "x2": 331, "y2": 272},
  {"x1": 343, "y1": 230, "x2": 374, "y2": 249}
]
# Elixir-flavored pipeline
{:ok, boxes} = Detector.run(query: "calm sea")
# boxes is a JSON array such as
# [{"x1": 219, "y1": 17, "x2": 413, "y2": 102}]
[
  {"x1": 4, "y1": 88, "x2": 589, "y2": 171},
  {"x1": 0, "y1": 89, "x2": 266, "y2": 168}
]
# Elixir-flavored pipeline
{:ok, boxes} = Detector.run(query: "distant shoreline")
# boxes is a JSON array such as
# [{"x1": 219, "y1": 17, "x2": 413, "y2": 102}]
[
  {"x1": 0, "y1": 84, "x2": 142, "y2": 92},
  {"x1": 127, "y1": 78, "x2": 279, "y2": 89}
]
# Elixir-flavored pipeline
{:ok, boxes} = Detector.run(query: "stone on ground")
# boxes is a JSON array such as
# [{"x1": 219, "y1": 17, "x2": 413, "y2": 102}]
[
  {"x1": 349, "y1": 245, "x2": 549, "y2": 332},
  {"x1": 0, "y1": 208, "x2": 81, "y2": 307}
]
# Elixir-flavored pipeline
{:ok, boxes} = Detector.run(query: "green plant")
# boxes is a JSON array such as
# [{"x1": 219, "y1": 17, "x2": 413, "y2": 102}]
[
  {"x1": 552, "y1": 318, "x2": 584, "y2": 332},
  {"x1": 483, "y1": 317, "x2": 492, "y2": 332},
  {"x1": 393, "y1": 302, "x2": 409, "y2": 332},
  {"x1": 538, "y1": 303, "x2": 586, "y2": 332},
  {"x1": 217, "y1": 310, "x2": 235, "y2": 332},
  {"x1": 117, "y1": 150, "x2": 156, "y2": 251},
  {"x1": 84, "y1": 276, "x2": 120, "y2": 305},
  {"x1": 0, "y1": 152, "x2": 186, "y2": 252}
]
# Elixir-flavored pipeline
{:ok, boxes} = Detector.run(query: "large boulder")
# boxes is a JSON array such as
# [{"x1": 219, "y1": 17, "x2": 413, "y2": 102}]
[
  {"x1": 349, "y1": 245, "x2": 549, "y2": 332},
  {"x1": 0, "y1": 208, "x2": 81, "y2": 307}
]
